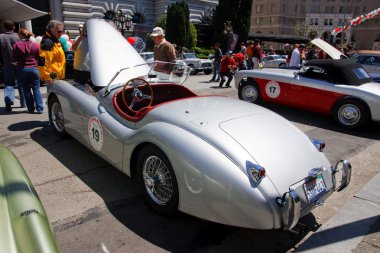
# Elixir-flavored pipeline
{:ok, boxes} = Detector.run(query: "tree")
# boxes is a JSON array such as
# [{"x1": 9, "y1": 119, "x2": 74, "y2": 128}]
[
  {"x1": 294, "y1": 21, "x2": 318, "y2": 39},
  {"x1": 211, "y1": 0, "x2": 252, "y2": 52},
  {"x1": 166, "y1": 1, "x2": 192, "y2": 49}
]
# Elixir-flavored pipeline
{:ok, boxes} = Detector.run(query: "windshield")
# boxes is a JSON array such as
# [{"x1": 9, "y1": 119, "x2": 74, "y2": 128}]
[
  {"x1": 183, "y1": 53, "x2": 197, "y2": 59},
  {"x1": 146, "y1": 61, "x2": 191, "y2": 84},
  {"x1": 105, "y1": 61, "x2": 191, "y2": 95}
]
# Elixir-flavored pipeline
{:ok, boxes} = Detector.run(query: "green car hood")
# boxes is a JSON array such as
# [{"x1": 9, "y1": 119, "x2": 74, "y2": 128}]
[{"x1": 0, "y1": 146, "x2": 59, "y2": 253}]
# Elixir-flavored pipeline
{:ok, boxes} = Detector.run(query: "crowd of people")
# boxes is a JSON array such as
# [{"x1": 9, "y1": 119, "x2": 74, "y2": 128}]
[
  {"x1": 1, "y1": 19, "x2": 66, "y2": 113},
  {"x1": 1, "y1": 19, "x2": 358, "y2": 112}
]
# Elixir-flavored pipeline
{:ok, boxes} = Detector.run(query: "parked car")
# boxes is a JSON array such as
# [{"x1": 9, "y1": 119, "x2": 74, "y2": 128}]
[
  {"x1": 139, "y1": 51, "x2": 187, "y2": 75},
  {"x1": 140, "y1": 52, "x2": 154, "y2": 64},
  {"x1": 47, "y1": 19, "x2": 352, "y2": 231},
  {"x1": 235, "y1": 39, "x2": 380, "y2": 129},
  {"x1": 349, "y1": 50, "x2": 380, "y2": 74},
  {"x1": 262, "y1": 55, "x2": 287, "y2": 68},
  {"x1": 179, "y1": 52, "x2": 213, "y2": 75},
  {"x1": 0, "y1": 145, "x2": 59, "y2": 253}
]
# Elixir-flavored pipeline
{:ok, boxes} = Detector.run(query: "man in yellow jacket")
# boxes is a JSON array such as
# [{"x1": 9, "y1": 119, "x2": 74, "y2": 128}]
[{"x1": 38, "y1": 20, "x2": 66, "y2": 92}]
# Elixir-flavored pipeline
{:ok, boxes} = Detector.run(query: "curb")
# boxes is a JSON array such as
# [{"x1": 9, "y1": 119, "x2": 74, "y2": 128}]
[{"x1": 297, "y1": 173, "x2": 380, "y2": 252}]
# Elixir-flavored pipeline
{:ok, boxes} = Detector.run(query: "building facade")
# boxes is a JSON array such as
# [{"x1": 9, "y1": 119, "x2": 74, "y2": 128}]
[
  {"x1": 49, "y1": 0, "x2": 218, "y2": 39},
  {"x1": 250, "y1": 0, "x2": 380, "y2": 50}
]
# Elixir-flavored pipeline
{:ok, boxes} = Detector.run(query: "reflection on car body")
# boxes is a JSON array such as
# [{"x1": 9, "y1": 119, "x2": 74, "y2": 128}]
[{"x1": 47, "y1": 19, "x2": 352, "y2": 232}]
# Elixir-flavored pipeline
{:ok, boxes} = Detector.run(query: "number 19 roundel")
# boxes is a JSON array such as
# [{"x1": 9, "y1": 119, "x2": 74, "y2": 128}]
[{"x1": 88, "y1": 116, "x2": 104, "y2": 151}]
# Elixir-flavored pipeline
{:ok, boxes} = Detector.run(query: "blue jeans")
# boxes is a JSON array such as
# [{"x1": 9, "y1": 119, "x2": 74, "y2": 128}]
[
  {"x1": 19, "y1": 68, "x2": 43, "y2": 113},
  {"x1": 3, "y1": 64, "x2": 26, "y2": 106},
  {"x1": 210, "y1": 61, "x2": 220, "y2": 81}
]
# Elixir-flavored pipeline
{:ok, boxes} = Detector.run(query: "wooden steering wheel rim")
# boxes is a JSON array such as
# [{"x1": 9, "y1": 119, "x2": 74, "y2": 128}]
[{"x1": 121, "y1": 78, "x2": 153, "y2": 114}]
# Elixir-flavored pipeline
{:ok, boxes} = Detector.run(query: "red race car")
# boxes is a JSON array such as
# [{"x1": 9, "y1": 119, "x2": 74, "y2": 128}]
[{"x1": 234, "y1": 39, "x2": 380, "y2": 129}]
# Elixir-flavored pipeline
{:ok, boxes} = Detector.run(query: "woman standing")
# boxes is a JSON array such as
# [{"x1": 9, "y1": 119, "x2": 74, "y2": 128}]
[{"x1": 13, "y1": 28, "x2": 43, "y2": 113}]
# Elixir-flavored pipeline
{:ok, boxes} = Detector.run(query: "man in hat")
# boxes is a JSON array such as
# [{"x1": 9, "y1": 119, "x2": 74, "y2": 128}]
[{"x1": 150, "y1": 27, "x2": 176, "y2": 63}]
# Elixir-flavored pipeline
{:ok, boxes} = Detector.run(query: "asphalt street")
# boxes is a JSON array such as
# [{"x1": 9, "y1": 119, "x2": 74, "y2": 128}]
[{"x1": 0, "y1": 74, "x2": 379, "y2": 252}]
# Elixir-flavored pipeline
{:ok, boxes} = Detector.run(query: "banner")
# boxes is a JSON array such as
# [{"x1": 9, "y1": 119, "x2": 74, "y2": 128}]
[{"x1": 331, "y1": 7, "x2": 380, "y2": 35}]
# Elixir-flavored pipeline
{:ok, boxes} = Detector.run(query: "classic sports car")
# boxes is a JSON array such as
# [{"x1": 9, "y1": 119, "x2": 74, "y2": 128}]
[
  {"x1": 235, "y1": 39, "x2": 380, "y2": 129},
  {"x1": 47, "y1": 19, "x2": 351, "y2": 231},
  {"x1": 0, "y1": 146, "x2": 59, "y2": 253}
]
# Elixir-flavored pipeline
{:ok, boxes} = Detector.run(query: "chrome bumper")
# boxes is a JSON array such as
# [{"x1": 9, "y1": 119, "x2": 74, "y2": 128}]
[{"x1": 277, "y1": 160, "x2": 352, "y2": 230}]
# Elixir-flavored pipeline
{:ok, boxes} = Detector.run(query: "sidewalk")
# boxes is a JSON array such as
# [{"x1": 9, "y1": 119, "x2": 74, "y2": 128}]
[{"x1": 297, "y1": 172, "x2": 380, "y2": 252}]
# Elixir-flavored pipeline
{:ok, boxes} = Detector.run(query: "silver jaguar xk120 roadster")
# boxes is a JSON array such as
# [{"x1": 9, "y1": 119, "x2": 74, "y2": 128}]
[{"x1": 47, "y1": 19, "x2": 351, "y2": 231}]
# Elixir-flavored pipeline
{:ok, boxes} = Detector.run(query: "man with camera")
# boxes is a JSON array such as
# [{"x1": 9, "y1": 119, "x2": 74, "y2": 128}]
[{"x1": 72, "y1": 24, "x2": 90, "y2": 84}]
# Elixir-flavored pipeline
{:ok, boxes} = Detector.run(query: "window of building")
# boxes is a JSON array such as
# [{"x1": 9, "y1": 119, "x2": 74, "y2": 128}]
[
  {"x1": 314, "y1": 18, "x2": 319, "y2": 25},
  {"x1": 325, "y1": 6, "x2": 335, "y2": 13},
  {"x1": 310, "y1": 6, "x2": 320, "y2": 13},
  {"x1": 300, "y1": 5, "x2": 305, "y2": 13},
  {"x1": 329, "y1": 18, "x2": 333, "y2": 26},
  {"x1": 338, "y1": 18, "x2": 343, "y2": 25},
  {"x1": 270, "y1": 16, "x2": 275, "y2": 24},
  {"x1": 271, "y1": 3, "x2": 276, "y2": 12},
  {"x1": 324, "y1": 18, "x2": 328, "y2": 25},
  {"x1": 354, "y1": 6, "x2": 360, "y2": 14},
  {"x1": 256, "y1": 4, "x2": 264, "y2": 13},
  {"x1": 256, "y1": 17, "x2": 263, "y2": 25},
  {"x1": 310, "y1": 18, "x2": 314, "y2": 25}
]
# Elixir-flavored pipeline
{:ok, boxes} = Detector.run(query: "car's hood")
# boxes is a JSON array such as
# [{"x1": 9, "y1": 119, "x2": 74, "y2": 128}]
[
  {"x1": 310, "y1": 38, "x2": 346, "y2": 60},
  {"x1": 145, "y1": 96, "x2": 330, "y2": 193},
  {"x1": 87, "y1": 19, "x2": 150, "y2": 87}
]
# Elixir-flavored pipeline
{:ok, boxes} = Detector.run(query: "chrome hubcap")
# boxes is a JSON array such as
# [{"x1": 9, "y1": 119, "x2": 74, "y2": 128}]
[
  {"x1": 143, "y1": 156, "x2": 173, "y2": 205},
  {"x1": 242, "y1": 85, "x2": 258, "y2": 103},
  {"x1": 338, "y1": 104, "x2": 361, "y2": 126}
]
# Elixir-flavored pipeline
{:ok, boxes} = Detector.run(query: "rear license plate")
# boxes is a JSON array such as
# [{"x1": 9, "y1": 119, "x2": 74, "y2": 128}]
[{"x1": 304, "y1": 174, "x2": 327, "y2": 203}]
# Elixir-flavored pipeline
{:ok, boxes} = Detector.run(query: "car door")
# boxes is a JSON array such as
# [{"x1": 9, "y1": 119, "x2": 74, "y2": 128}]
[
  {"x1": 286, "y1": 67, "x2": 341, "y2": 114},
  {"x1": 80, "y1": 95, "x2": 130, "y2": 170}
]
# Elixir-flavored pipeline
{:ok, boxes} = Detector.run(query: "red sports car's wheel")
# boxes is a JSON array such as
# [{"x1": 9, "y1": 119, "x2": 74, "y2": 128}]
[
  {"x1": 333, "y1": 99, "x2": 369, "y2": 129},
  {"x1": 238, "y1": 79, "x2": 262, "y2": 104}
]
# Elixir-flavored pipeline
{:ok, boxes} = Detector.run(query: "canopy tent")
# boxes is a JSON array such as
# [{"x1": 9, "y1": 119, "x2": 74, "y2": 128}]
[
  {"x1": 248, "y1": 34, "x2": 311, "y2": 44},
  {"x1": 0, "y1": 0, "x2": 46, "y2": 23}
]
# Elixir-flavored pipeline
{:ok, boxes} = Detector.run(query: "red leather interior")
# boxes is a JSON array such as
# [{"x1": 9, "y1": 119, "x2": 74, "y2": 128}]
[{"x1": 113, "y1": 83, "x2": 197, "y2": 122}]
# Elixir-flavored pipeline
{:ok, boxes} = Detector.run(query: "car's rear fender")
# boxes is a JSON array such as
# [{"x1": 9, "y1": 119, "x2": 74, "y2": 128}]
[{"x1": 123, "y1": 122, "x2": 281, "y2": 229}]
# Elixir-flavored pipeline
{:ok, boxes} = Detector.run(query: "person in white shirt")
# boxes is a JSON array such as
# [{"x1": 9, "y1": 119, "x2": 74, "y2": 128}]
[{"x1": 288, "y1": 43, "x2": 301, "y2": 69}]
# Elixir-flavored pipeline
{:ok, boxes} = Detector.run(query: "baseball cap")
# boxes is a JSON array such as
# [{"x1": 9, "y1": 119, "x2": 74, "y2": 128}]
[
  {"x1": 226, "y1": 50, "x2": 233, "y2": 54},
  {"x1": 151, "y1": 27, "x2": 164, "y2": 37}
]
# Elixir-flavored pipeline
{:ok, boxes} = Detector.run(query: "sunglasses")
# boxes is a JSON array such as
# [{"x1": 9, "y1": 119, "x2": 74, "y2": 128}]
[{"x1": 57, "y1": 30, "x2": 64, "y2": 34}]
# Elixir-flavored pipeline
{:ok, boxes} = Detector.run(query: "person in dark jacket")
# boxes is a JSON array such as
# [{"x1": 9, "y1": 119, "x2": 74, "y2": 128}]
[
  {"x1": 209, "y1": 42, "x2": 222, "y2": 82},
  {"x1": 13, "y1": 28, "x2": 43, "y2": 113},
  {"x1": 0, "y1": 20, "x2": 26, "y2": 111}
]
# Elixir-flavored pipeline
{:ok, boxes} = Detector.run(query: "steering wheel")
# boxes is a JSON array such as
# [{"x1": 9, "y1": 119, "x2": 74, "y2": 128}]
[{"x1": 122, "y1": 78, "x2": 153, "y2": 114}]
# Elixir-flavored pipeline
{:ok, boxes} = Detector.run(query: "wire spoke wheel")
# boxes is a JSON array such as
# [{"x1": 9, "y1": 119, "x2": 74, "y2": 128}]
[
  {"x1": 137, "y1": 145, "x2": 179, "y2": 213},
  {"x1": 49, "y1": 96, "x2": 67, "y2": 136},
  {"x1": 143, "y1": 155, "x2": 174, "y2": 205}
]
